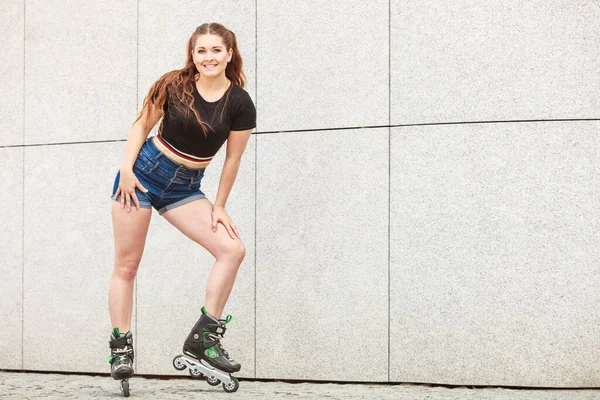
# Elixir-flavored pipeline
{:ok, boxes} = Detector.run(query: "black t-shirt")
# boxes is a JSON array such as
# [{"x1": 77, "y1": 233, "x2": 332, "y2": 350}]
[{"x1": 159, "y1": 82, "x2": 256, "y2": 159}]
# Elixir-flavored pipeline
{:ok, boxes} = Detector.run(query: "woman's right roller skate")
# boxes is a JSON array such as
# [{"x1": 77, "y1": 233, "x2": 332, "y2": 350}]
[
  {"x1": 109, "y1": 328, "x2": 134, "y2": 397},
  {"x1": 172, "y1": 306, "x2": 240, "y2": 393}
]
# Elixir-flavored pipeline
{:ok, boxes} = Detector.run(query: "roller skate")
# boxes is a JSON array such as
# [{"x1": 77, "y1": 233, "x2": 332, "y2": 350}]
[
  {"x1": 109, "y1": 328, "x2": 134, "y2": 397},
  {"x1": 172, "y1": 306, "x2": 240, "y2": 393}
]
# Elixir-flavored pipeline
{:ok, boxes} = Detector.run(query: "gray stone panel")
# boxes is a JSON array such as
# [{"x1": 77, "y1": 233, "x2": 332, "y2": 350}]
[
  {"x1": 257, "y1": 0, "x2": 389, "y2": 132},
  {"x1": 23, "y1": 142, "x2": 125, "y2": 372},
  {"x1": 25, "y1": 1, "x2": 137, "y2": 144},
  {"x1": 390, "y1": 1, "x2": 600, "y2": 124},
  {"x1": 0, "y1": 148, "x2": 23, "y2": 369},
  {"x1": 0, "y1": 0, "x2": 24, "y2": 146},
  {"x1": 138, "y1": 0, "x2": 256, "y2": 134},
  {"x1": 390, "y1": 121, "x2": 600, "y2": 386},
  {"x1": 136, "y1": 135, "x2": 256, "y2": 377},
  {"x1": 256, "y1": 129, "x2": 389, "y2": 381}
]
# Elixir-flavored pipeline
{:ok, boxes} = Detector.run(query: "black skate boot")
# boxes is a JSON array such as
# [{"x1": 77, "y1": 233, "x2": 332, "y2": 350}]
[
  {"x1": 109, "y1": 328, "x2": 134, "y2": 380},
  {"x1": 183, "y1": 306, "x2": 241, "y2": 373}
]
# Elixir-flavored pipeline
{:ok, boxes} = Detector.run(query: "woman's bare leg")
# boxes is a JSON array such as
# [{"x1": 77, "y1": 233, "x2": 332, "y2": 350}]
[
  {"x1": 109, "y1": 201, "x2": 152, "y2": 332},
  {"x1": 162, "y1": 198, "x2": 245, "y2": 319}
]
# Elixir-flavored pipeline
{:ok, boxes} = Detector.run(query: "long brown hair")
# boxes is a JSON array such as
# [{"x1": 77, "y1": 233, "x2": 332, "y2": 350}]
[{"x1": 136, "y1": 23, "x2": 247, "y2": 136}]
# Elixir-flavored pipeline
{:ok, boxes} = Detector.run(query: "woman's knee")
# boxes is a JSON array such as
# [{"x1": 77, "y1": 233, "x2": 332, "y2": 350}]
[
  {"x1": 216, "y1": 239, "x2": 246, "y2": 264},
  {"x1": 236, "y1": 240, "x2": 246, "y2": 262},
  {"x1": 113, "y1": 256, "x2": 141, "y2": 281}
]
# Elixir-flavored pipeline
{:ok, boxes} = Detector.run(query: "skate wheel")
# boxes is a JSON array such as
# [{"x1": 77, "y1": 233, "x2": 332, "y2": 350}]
[
  {"x1": 120, "y1": 379, "x2": 130, "y2": 397},
  {"x1": 206, "y1": 375, "x2": 221, "y2": 386},
  {"x1": 173, "y1": 355, "x2": 187, "y2": 371},
  {"x1": 189, "y1": 367, "x2": 204, "y2": 379},
  {"x1": 222, "y1": 376, "x2": 239, "y2": 393}
]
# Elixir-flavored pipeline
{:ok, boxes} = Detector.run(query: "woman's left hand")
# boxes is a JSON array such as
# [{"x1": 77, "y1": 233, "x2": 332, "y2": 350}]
[{"x1": 211, "y1": 205, "x2": 239, "y2": 239}]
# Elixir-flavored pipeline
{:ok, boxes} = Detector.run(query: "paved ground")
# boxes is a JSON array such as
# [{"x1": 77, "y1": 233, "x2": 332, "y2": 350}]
[{"x1": 2, "y1": 371, "x2": 600, "y2": 399}]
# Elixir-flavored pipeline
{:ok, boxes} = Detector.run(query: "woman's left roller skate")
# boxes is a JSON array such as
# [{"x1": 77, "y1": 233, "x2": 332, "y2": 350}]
[
  {"x1": 109, "y1": 328, "x2": 134, "y2": 397},
  {"x1": 172, "y1": 306, "x2": 240, "y2": 393}
]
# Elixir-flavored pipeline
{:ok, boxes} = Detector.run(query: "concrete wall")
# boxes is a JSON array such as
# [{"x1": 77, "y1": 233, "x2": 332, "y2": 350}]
[{"x1": 1, "y1": 0, "x2": 599, "y2": 387}]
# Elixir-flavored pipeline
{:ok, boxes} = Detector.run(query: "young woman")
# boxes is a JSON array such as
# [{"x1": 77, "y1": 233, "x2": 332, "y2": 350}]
[{"x1": 107, "y1": 22, "x2": 255, "y2": 388}]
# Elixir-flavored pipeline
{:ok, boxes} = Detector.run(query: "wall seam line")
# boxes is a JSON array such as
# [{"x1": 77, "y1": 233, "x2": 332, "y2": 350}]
[
  {"x1": 1, "y1": 118, "x2": 600, "y2": 150},
  {"x1": 22, "y1": 0, "x2": 26, "y2": 371},
  {"x1": 254, "y1": 0, "x2": 258, "y2": 380},
  {"x1": 135, "y1": 0, "x2": 139, "y2": 374},
  {"x1": 387, "y1": 0, "x2": 391, "y2": 383}
]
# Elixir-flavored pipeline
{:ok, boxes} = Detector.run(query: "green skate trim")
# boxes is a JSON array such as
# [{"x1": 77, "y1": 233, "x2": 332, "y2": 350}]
[
  {"x1": 200, "y1": 306, "x2": 233, "y2": 324},
  {"x1": 205, "y1": 347, "x2": 219, "y2": 359},
  {"x1": 109, "y1": 355, "x2": 113, "y2": 363}
]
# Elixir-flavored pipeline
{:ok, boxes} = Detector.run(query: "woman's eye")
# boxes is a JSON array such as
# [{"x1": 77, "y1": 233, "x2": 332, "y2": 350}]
[{"x1": 196, "y1": 49, "x2": 221, "y2": 54}]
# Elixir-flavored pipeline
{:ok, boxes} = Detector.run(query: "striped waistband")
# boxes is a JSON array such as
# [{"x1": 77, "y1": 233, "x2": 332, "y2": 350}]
[{"x1": 156, "y1": 135, "x2": 214, "y2": 163}]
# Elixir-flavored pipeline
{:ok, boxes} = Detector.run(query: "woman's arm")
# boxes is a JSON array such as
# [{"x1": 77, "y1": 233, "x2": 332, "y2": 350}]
[
  {"x1": 115, "y1": 103, "x2": 164, "y2": 211},
  {"x1": 214, "y1": 129, "x2": 253, "y2": 208},
  {"x1": 211, "y1": 128, "x2": 253, "y2": 237},
  {"x1": 120, "y1": 104, "x2": 164, "y2": 170}
]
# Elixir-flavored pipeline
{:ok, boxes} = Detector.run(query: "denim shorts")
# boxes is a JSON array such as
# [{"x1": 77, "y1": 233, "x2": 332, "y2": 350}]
[{"x1": 111, "y1": 137, "x2": 206, "y2": 215}]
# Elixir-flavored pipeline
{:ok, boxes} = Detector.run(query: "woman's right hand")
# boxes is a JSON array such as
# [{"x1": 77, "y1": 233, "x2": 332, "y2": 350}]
[{"x1": 115, "y1": 167, "x2": 148, "y2": 212}]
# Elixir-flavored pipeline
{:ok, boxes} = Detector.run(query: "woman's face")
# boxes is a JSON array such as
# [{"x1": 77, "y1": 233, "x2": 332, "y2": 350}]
[{"x1": 192, "y1": 34, "x2": 232, "y2": 78}]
